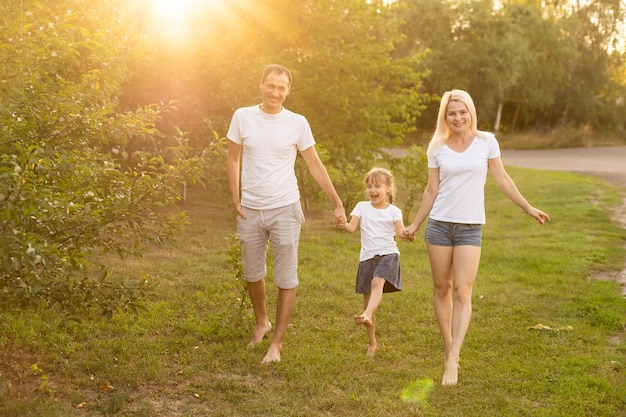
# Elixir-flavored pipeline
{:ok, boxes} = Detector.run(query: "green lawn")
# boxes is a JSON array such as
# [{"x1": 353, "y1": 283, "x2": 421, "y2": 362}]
[{"x1": 1, "y1": 167, "x2": 625, "y2": 416}]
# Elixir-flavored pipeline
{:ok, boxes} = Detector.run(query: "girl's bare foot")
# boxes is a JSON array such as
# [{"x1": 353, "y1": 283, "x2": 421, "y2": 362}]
[
  {"x1": 248, "y1": 321, "x2": 272, "y2": 347},
  {"x1": 366, "y1": 343, "x2": 377, "y2": 357},
  {"x1": 354, "y1": 314, "x2": 373, "y2": 327}
]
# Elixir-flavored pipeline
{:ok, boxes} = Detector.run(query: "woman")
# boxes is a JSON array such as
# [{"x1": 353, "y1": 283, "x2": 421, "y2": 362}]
[{"x1": 403, "y1": 90, "x2": 550, "y2": 385}]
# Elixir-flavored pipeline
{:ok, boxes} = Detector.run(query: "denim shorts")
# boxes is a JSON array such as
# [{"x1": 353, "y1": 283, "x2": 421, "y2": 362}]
[{"x1": 424, "y1": 218, "x2": 482, "y2": 247}]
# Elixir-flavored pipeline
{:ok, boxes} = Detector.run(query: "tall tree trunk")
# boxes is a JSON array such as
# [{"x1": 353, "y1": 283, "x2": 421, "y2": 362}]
[{"x1": 494, "y1": 99, "x2": 503, "y2": 134}]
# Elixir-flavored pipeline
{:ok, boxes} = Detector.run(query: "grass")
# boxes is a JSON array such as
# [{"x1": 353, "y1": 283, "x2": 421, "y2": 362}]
[{"x1": 1, "y1": 167, "x2": 626, "y2": 416}]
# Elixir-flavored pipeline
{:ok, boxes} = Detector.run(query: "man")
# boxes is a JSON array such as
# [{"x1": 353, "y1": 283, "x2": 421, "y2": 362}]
[{"x1": 226, "y1": 64, "x2": 346, "y2": 364}]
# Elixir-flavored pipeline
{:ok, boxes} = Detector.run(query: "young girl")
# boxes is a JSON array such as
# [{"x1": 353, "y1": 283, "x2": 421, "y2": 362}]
[{"x1": 340, "y1": 167, "x2": 407, "y2": 356}]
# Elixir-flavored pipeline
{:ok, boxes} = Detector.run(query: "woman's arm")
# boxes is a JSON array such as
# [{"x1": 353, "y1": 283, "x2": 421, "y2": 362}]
[
  {"x1": 403, "y1": 168, "x2": 440, "y2": 239},
  {"x1": 488, "y1": 157, "x2": 550, "y2": 225}
]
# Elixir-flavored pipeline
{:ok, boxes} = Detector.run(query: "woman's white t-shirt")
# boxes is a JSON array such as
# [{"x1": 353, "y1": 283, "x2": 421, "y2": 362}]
[
  {"x1": 227, "y1": 105, "x2": 315, "y2": 210},
  {"x1": 350, "y1": 201, "x2": 403, "y2": 262},
  {"x1": 428, "y1": 133, "x2": 501, "y2": 224}
]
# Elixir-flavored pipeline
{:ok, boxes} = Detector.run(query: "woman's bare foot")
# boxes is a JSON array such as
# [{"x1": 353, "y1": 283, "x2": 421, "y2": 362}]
[
  {"x1": 354, "y1": 314, "x2": 373, "y2": 327},
  {"x1": 248, "y1": 321, "x2": 272, "y2": 347},
  {"x1": 441, "y1": 361, "x2": 459, "y2": 385},
  {"x1": 366, "y1": 343, "x2": 377, "y2": 357},
  {"x1": 261, "y1": 343, "x2": 281, "y2": 365}
]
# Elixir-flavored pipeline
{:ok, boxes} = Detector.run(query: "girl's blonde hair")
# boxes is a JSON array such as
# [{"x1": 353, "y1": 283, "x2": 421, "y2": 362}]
[
  {"x1": 364, "y1": 167, "x2": 395, "y2": 204},
  {"x1": 426, "y1": 89, "x2": 489, "y2": 156}
]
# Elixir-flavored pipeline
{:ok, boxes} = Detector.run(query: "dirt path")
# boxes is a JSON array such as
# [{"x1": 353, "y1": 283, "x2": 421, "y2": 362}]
[
  {"x1": 501, "y1": 146, "x2": 626, "y2": 190},
  {"x1": 502, "y1": 146, "x2": 626, "y2": 294}
]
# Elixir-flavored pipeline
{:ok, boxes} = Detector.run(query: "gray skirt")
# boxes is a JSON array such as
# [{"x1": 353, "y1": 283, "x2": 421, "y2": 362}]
[{"x1": 355, "y1": 253, "x2": 402, "y2": 294}]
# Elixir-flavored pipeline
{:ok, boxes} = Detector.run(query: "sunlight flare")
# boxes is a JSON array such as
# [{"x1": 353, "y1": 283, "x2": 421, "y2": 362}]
[{"x1": 150, "y1": 0, "x2": 223, "y2": 44}]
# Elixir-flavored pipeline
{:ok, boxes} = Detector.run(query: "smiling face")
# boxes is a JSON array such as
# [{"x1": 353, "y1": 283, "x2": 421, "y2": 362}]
[
  {"x1": 259, "y1": 71, "x2": 290, "y2": 114},
  {"x1": 366, "y1": 178, "x2": 391, "y2": 208},
  {"x1": 445, "y1": 100, "x2": 472, "y2": 136}
]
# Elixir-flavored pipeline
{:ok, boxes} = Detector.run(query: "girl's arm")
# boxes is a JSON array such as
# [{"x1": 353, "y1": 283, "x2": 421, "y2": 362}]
[
  {"x1": 340, "y1": 215, "x2": 360, "y2": 233},
  {"x1": 394, "y1": 219, "x2": 407, "y2": 237},
  {"x1": 488, "y1": 157, "x2": 550, "y2": 226}
]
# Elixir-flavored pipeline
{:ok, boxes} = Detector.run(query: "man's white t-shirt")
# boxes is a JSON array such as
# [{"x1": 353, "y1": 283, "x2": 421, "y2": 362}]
[
  {"x1": 227, "y1": 105, "x2": 315, "y2": 210},
  {"x1": 428, "y1": 133, "x2": 501, "y2": 224},
  {"x1": 350, "y1": 201, "x2": 402, "y2": 262}
]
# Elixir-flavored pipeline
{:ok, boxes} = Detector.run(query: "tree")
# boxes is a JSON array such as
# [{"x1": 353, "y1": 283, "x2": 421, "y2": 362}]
[
  {"x1": 396, "y1": 0, "x2": 626, "y2": 134},
  {"x1": 0, "y1": 0, "x2": 213, "y2": 315},
  {"x1": 120, "y1": 0, "x2": 431, "y2": 211}
]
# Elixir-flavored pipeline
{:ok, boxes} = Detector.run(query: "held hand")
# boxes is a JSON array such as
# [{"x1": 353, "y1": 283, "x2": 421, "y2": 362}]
[
  {"x1": 401, "y1": 227, "x2": 416, "y2": 242},
  {"x1": 334, "y1": 207, "x2": 347, "y2": 228},
  {"x1": 404, "y1": 224, "x2": 419, "y2": 241},
  {"x1": 399, "y1": 229, "x2": 413, "y2": 242}
]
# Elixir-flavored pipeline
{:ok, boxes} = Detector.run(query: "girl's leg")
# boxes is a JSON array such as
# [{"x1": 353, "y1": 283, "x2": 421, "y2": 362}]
[
  {"x1": 355, "y1": 277, "x2": 385, "y2": 355},
  {"x1": 355, "y1": 277, "x2": 385, "y2": 327},
  {"x1": 361, "y1": 293, "x2": 377, "y2": 356}
]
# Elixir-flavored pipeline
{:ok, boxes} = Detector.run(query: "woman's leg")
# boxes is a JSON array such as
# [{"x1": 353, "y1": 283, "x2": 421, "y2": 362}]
[
  {"x1": 441, "y1": 245, "x2": 481, "y2": 384},
  {"x1": 427, "y1": 243, "x2": 454, "y2": 358}
]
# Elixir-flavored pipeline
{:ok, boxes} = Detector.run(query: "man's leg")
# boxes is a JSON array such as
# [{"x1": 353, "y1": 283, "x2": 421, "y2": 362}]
[
  {"x1": 262, "y1": 287, "x2": 296, "y2": 364},
  {"x1": 247, "y1": 279, "x2": 272, "y2": 347},
  {"x1": 261, "y1": 202, "x2": 302, "y2": 364},
  {"x1": 237, "y1": 207, "x2": 272, "y2": 347}
]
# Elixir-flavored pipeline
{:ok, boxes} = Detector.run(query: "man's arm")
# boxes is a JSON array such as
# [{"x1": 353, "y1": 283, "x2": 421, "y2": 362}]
[
  {"x1": 300, "y1": 146, "x2": 346, "y2": 226},
  {"x1": 227, "y1": 141, "x2": 246, "y2": 219}
]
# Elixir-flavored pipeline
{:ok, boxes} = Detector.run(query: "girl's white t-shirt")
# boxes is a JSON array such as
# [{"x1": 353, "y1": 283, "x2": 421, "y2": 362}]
[
  {"x1": 350, "y1": 201, "x2": 403, "y2": 262},
  {"x1": 227, "y1": 105, "x2": 315, "y2": 210},
  {"x1": 428, "y1": 133, "x2": 501, "y2": 224}
]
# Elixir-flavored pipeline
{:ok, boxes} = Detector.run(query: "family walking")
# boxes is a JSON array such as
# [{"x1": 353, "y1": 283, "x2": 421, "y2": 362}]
[{"x1": 227, "y1": 64, "x2": 550, "y2": 385}]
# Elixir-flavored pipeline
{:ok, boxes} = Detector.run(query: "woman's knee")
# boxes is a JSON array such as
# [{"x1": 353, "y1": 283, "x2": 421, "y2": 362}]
[
  {"x1": 453, "y1": 285, "x2": 473, "y2": 304},
  {"x1": 433, "y1": 281, "x2": 452, "y2": 299}
]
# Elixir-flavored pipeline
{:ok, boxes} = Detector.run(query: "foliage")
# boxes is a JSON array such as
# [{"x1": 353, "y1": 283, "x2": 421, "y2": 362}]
[
  {"x1": 225, "y1": 233, "x2": 250, "y2": 322},
  {"x1": 121, "y1": 0, "x2": 431, "y2": 208},
  {"x1": 390, "y1": 145, "x2": 429, "y2": 219},
  {"x1": 394, "y1": 0, "x2": 626, "y2": 134},
  {"x1": 1, "y1": 0, "x2": 625, "y2": 316},
  {"x1": 0, "y1": 0, "x2": 217, "y2": 315}
]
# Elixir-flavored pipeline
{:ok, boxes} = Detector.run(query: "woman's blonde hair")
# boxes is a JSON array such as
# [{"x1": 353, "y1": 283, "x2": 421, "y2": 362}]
[
  {"x1": 364, "y1": 167, "x2": 395, "y2": 205},
  {"x1": 426, "y1": 89, "x2": 488, "y2": 156}
]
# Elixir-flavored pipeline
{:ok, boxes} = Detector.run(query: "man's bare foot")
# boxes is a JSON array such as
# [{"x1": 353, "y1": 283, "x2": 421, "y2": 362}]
[
  {"x1": 354, "y1": 314, "x2": 373, "y2": 327},
  {"x1": 441, "y1": 361, "x2": 459, "y2": 385},
  {"x1": 366, "y1": 343, "x2": 377, "y2": 357},
  {"x1": 248, "y1": 321, "x2": 272, "y2": 347},
  {"x1": 261, "y1": 343, "x2": 281, "y2": 365}
]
